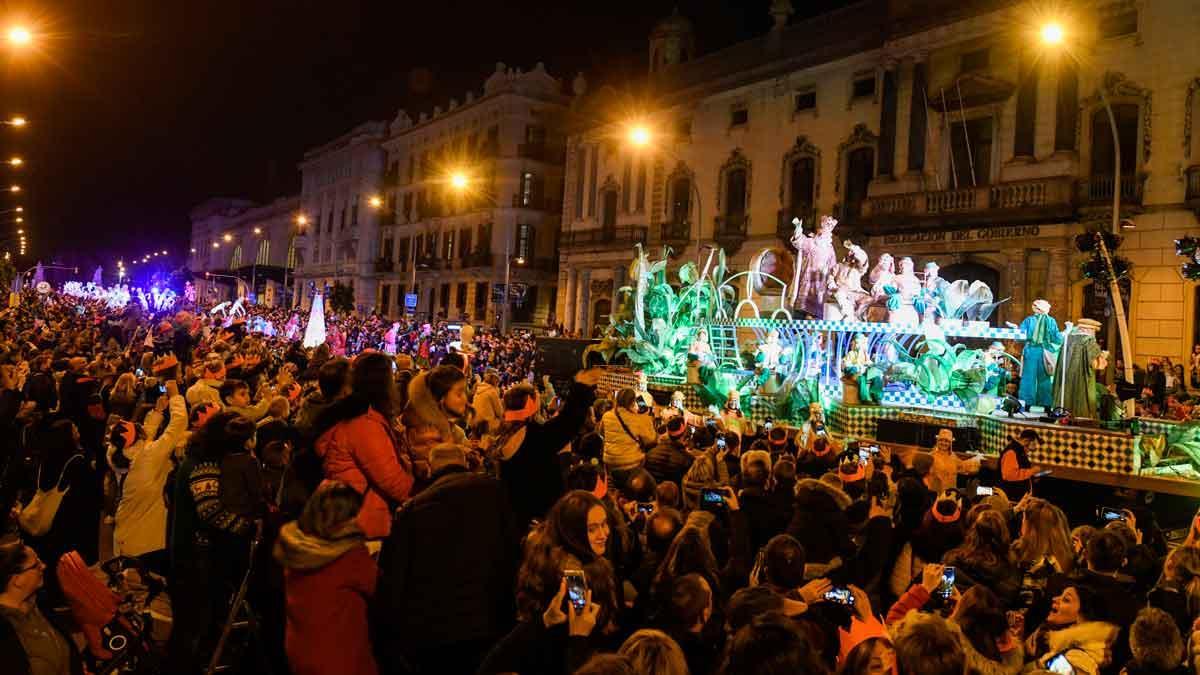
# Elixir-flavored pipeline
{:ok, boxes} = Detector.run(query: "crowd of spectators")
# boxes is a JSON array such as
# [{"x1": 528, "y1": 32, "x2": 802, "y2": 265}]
[{"x1": 0, "y1": 288, "x2": 1196, "y2": 675}]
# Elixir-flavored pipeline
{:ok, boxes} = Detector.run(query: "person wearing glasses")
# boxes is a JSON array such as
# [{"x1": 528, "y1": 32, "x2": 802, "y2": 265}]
[{"x1": 0, "y1": 538, "x2": 83, "y2": 675}]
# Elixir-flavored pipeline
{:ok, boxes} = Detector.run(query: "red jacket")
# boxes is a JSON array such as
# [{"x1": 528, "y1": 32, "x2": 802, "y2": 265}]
[
  {"x1": 316, "y1": 409, "x2": 413, "y2": 538},
  {"x1": 284, "y1": 546, "x2": 379, "y2": 675}
]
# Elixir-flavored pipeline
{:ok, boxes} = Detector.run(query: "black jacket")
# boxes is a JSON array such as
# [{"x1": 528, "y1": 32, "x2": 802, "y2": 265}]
[
  {"x1": 739, "y1": 486, "x2": 790, "y2": 556},
  {"x1": 786, "y1": 479, "x2": 854, "y2": 565},
  {"x1": 497, "y1": 381, "x2": 596, "y2": 528},
  {"x1": 0, "y1": 604, "x2": 84, "y2": 675},
  {"x1": 643, "y1": 437, "x2": 692, "y2": 486},
  {"x1": 375, "y1": 468, "x2": 519, "y2": 668}
]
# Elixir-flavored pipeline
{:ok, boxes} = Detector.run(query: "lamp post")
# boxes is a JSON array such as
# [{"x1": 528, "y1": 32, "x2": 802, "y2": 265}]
[
  {"x1": 447, "y1": 169, "x2": 513, "y2": 330},
  {"x1": 1040, "y1": 21, "x2": 1133, "y2": 388},
  {"x1": 627, "y1": 123, "x2": 704, "y2": 263}
]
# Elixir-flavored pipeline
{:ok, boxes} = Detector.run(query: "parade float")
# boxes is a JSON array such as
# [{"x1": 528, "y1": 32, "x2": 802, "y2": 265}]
[{"x1": 583, "y1": 216, "x2": 1200, "y2": 495}]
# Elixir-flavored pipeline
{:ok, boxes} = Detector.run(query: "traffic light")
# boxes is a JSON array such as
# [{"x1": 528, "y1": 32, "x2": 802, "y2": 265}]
[
  {"x1": 1075, "y1": 229, "x2": 1130, "y2": 284},
  {"x1": 1175, "y1": 236, "x2": 1200, "y2": 280}
]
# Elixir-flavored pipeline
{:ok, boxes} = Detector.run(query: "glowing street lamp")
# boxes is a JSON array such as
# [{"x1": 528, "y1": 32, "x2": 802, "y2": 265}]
[
  {"x1": 8, "y1": 157, "x2": 21, "y2": 167},
  {"x1": 8, "y1": 185, "x2": 18, "y2": 193},
  {"x1": 6, "y1": 117, "x2": 25, "y2": 127},
  {"x1": 7, "y1": 26, "x2": 32, "y2": 48},
  {"x1": 222, "y1": 233, "x2": 232, "y2": 242},
  {"x1": 253, "y1": 227, "x2": 262, "y2": 235},
  {"x1": 1040, "y1": 22, "x2": 1064, "y2": 46},
  {"x1": 628, "y1": 124, "x2": 652, "y2": 148},
  {"x1": 15, "y1": 207, "x2": 22, "y2": 212},
  {"x1": 295, "y1": 214, "x2": 308, "y2": 226},
  {"x1": 15, "y1": 217, "x2": 22, "y2": 222},
  {"x1": 449, "y1": 172, "x2": 469, "y2": 191},
  {"x1": 368, "y1": 195, "x2": 384, "y2": 209}
]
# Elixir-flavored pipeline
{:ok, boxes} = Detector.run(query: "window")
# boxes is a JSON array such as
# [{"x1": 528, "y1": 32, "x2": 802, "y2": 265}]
[
  {"x1": 587, "y1": 148, "x2": 598, "y2": 216},
  {"x1": 456, "y1": 283, "x2": 467, "y2": 311},
  {"x1": 950, "y1": 117, "x2": 994, "y2": 186},
  {"x1": 326, "y1": 209, "x2": 333, "y2": 233},
  {"x1": 314, "y1": 247, "x2": 321, "y2": 264},
  {"x1": 380, "y1": 285, "x2": 392, "y2": 315},
  {"x1": 845, "y1": 147, "x2": 874, "y2": 220},
  {"x1": 525, "y1": 125, "x2": 546, "y2": 146},
  {"x1": 398, "y1": 237, "x2": 409, "y2": 265},
  {"x1": 439, "y1": 283, "x2": 450, "y2": 311},
  {"x1": 286, "y1": 236, "x2": 297, "y2": 269},
  {"x1": 636, "y1": 161, "x2": 647, "y2": 211},
  {"x1": 671, "y1": 177, "x2": 691, "y2": 224},
  {"x1": 397, "y1": 285, "x2": 406, "y2": 308},
  {"x1": 789, "y1": 157, "x2": 815, "y2": 213},
  {"x1": 256, "y1": 240, "x2": 270, "y2": 266},
  {"x1": 339, "y1": 207, "x2": 346, "y2": 230},
  {"x1": 475, "y1": 282, "x2": 488, "y2": 317},
  {"x1": 794, "y1": 90, "x2": 817, "y2": 112},
  {"x1": 230, "y1": 244, "x2": 243, "y2": 269},
  {"x1": 1091, "y1": 104, "x2": 1138, "y2": 175},
  {"x1": 1100, "y1": 9, "x2": 1137, "y2": 38},
  {"x1": 444, "y1": 230, "x2": 455, "y2": 259},
  {"x1": 512, "y1": 285, "x2": 536, "y2": 323},
  {"x1": 621, "y1": 158, "x2": 632, "y2": 212},
  {"x1": 960, "y1": 48, "x2": 990, "y2": 73},
  {"x1": 351, "y1": 195, "x2": 359, "y2": 226},
  {"x1": 516, "y1": 223, "x2": 535, "y2": 261},
  {"x1": 403, "y1": 192, "x2": 413, "y2": 220},
  {"x1": 730, "y1": 106, "x2": 749, "y2": 127},
  {"x1": 459, "y1": 229, "x2": 471, "y2": 258},
  {"x1": 852, "y1": 75, "x2": 876, "y2": 99},
  {"x1": 602, "y1": 190, "x2": 618, "y2": 230},
  {"x1": 520, "y1": 171, "x2": 535, "y2": 207},
  {"x1": 724, "y1": 169, "x2": 747, "y2": 217},
  {"x1": 478, "y1": 223, "x2": 492, "y2": 252},
  {"x1": 485, "y1": 125, "x2": 499, "y2": 155},
  {"x1": 407, "y1": 155, "x2": 415, "y2": 183},
  {"x1": 574, "y1": 146, "x2": 587, "y2": 218},
  {"x1": 420, "y1": 151, "x2": 431, "y2": 177},
  {"x1": 382, "y1": 238, "x2": 394, "y2": 261}
]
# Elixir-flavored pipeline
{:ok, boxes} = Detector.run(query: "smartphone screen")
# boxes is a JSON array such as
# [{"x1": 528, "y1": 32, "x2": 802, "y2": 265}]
[
  {"x1": 939, "y1": 566, "x2": 956, "y2": 599},
  {"x1": 700, "y1": 488, "x2": 725, "y2": 512},
  {"x1": 135, "y1": 368, "x2": 144, "y2": 377},
  {"x1": 716, "y1": 437, "x2": 727, "y2": 450},
  {"x1": 976, "y1": 486, "x2": 994, "y2": 497},
  {"x1": 1099, "y1": 507, "x2": 1125, "y2": 522},
  {"x1": 563, "y1": 569, "x2": 587, "y2": 613},
  {"x1": 823, "y1": 587, "x2": 855, "y2": 606},
  {"x1": 1045, "y1": 652, "x2": 1075, "y2": 674},
  {"x1": 637, "y1": 501, "x2": 655, "y2": 515},
  {"x1": 858, "y1": 449, "x2": 869, "y2": 464}
]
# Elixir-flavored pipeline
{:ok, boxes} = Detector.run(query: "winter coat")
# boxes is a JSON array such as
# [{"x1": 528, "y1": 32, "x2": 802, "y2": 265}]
[
  {"x1": 375, "y1": 468, "x2": 519, "y2": 669},
  {"x1": 0, "y1": 603, "x2": 84, "y2": 675},
  {"x1": 786, "y1": 478, "x2": 854, "y2": 565},
  {"x1": 888, "y1": 597, "x2": 1025, "y2": 675},
  {"x1": 402, "y1": 371, "x2": 468, "y2": 460},
  {"x1": 495, "y1": 381, "x2": 596, "y2": 528},
  {"x1": 112, "y1": 394, "x2": 188, "y2": 557},
  {"x1": 471, "y1": 381, "x2": 504, "y2": 435},
  {"x1": 316, "y1": 407, "x2": 413, "y2": 539},
  {"x1": 185, "y1": 377, "x2": 222, "y2": 409},
  {"x1": 599, "y1": 408, "x2": 655, "y2": 472},
  {"x1": 273, "y1": 521, "x2": 378, "y2": 675},
  {"x1": 1025, "y1": 620, "x2": 1119, "y2": 675},
  {"x1": 644, "y1": 436, "x2": 694, "y2": 486}
]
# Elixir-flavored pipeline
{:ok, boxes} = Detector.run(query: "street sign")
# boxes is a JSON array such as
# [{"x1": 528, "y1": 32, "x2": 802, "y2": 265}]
[
  {"x1": 492, "y1": 283, "x2": 528, "y2": 304},
  {"x1": 404, "y1": 293, "x2": 418, "y2": 311}
]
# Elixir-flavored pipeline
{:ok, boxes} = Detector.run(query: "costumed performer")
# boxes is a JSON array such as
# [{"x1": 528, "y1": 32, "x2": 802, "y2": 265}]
[
  {"x1": 842, "y1": 333, "x2": 882, "y2": 404},
  {"x1": 1052, "y1": 317, "x2": 1106, "y2": 419},
  {"x1": 1018, "y1": 299, "x2": 1062, "y2": 411},
  {"x1": 754, "y1": 329, "x2": 787, "y2": 393}
]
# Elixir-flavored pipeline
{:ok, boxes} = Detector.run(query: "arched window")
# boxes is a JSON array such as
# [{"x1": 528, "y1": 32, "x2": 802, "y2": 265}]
[
  {"x1": 229, "y1": 244, "x2": 243, "y2": 269},
  {"x1": 724, "y1": 168, "x2": 747, "y2": 217},
  {"x1": 670, "y1": 177, "x2": 691, "y2": 224},
  {"x1": 602, "y1": 190, "x2": 618, "y2": 230},
  {"x1": 286, "y1": 236, "x2": 297, "y2": 269},
  {"x1": 256, "y1": 240, "x2": 270, "y2": 266}
]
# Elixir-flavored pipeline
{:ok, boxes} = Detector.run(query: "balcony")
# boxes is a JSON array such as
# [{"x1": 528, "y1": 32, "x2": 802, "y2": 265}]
[
  {"x1": 416, "y1": 256, "x2": 443, "y2": 271},
  {"x1": 714, "y1": 214, "x2": 749, "y2": 252},
  {"x1": 777, "y1": 205, "x2": 815, "y2": 244},
  {"x1": 660, "y1": 220, "x2": 691, "y2": 248},
  {"x1": 563, "y1": 225, "x2": 647, "y2": 252},
  {"x1": 1080, "y1": 173, "x2": 1145, "y2": 207},
  {"x1": 517, "y1": 142, "x2": 545, "y2": 160},
  {"x1": 463, "y1": 251, "x2": 494, "y2": 269},
  {"x1": 1187, "y1": 166, "x2": 1200, "y2": 211},
  {"x1": 859, "y1": 176, "x2": 1077, "y2": 230},
  {"x1": 511, "y1": 194, "x2": 561, "y2": 213},
  {"x1": 516, "y1": 257, "x2": 557, "y2": 273},
  {"x1": 374, "y1": 258, "x2": 395, "y2": 274}
]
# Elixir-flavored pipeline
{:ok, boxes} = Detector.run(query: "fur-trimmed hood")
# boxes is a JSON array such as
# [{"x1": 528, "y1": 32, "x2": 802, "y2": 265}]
[
  {"x1": 794, "y1": 477, "x2": 852, "y2": 511},
  {"x1": 1038, "y1": 621, "x2": 1119, "y2": 675},
  {"x1": 404, "y1": 370, "x2": 457, "y2": 442}
]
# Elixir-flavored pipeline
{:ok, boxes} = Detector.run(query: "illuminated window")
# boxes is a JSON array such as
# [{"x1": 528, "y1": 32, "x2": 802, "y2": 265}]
[
  {"x1": 256, "y1": 240, "x2": 270, "y2": 266},
  {"x1": 229, "y1": 244, "x2": 243, "y2": 269}
]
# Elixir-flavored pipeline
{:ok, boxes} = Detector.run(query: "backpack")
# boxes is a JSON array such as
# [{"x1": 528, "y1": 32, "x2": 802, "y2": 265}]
[{"x1": 18, "y1": 454, "x2": 85, "y2": 536}]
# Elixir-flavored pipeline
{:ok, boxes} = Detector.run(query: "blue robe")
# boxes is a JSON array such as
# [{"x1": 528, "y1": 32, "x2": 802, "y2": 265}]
[{"x1": 1018, "y1": 314, "x2": 1062, "y2": 409}]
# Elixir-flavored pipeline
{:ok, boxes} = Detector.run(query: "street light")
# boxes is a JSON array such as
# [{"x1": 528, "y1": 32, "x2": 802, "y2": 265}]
[
  {"x1": 295, "y1": 214, "x2": 308, "y2": 226},
  {"x1": 449, "y1": 172, "x2": 469, "y2": 190},
  {"x1": 368, "y1": 195, "x2": 384, "y2": 209},
  {"x1": 212, "y1": 242, "x2": 219, "y2": 249},
  {"x1": 7, "y1": 26, "x2": 32, "y2": 47},
  {"x1": 223, "y1": 233, "x2": 232, "y2": 242},
  {"x1": 6, "y1": 117, "x2": 25, "y2": 127},
  {"x1": 626, "y1": 122, "x2": 704, "y2": 262},
  {"x1": 628, "y1": 125, "x2": 651, "y2": 148},
  {"x1": 1038, "y1": 20, "x2": 1134, "y2": 390},
  {"x1": 8, "y1": 157, "x2": 21, "y2": 167},
  {"x1": 253, "y1": 227, "x2": 261, "y2": 235},
  {"x1": 8, "y1": 185, "x2": 18, "y2": 193}
]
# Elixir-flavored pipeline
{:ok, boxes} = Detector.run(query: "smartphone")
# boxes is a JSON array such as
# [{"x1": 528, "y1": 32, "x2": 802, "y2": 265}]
[
  {"x1": 705, "y1": 418, "x2": 717, "y2": 429},
  {"x1": 637, "y1": 400, "x2": 648, "y2": 414},
  {"x1": 1099, "y1": 507, "x2": 1126, "y2": 522},
  {"x1": 673, "y1": 400, "x2": 683, "y2": 410},
  {"x1": 1033, "y1": 469, "x2": 1053, "y2": 479},
  {"x1": 636, "y1": 501, "x2": 655, "y2": 515},
  {"x1": 867, "y1": 445, "x2": 880, "y2": 454},
  {"x1": 823, "y1": 587, "x2": 855, "y2": 606},
  {"x1": 700, "y1": 488, "x2": 725, "y2": 512},
  {"x1": 562, "y1": 569, "x2": 587, "y2": 613},
  {"x1": 764, "y1": 418, "x2": 774, "y2": 430},
  {"x1": 976, "y1": 486, "x2": 994, "y2": 497},
  {"x1": 1044, "y1": 651, "x2": 1075, "y2": 674},
  {"x1": 938, "y1": 566, "x2": 956, "y2": 599},
  {"x1": 716, "y1": 437, "x2": 727, "y2": 450},
  {"x1": 858, "y1": 449, "x2": 870, "y2": 464},
  {"x1": 158, "y1": 384, "x2": 167, "y2": 394},
  {"x1": 135, "y1": 368, "x2": 144, "y2": 377}
]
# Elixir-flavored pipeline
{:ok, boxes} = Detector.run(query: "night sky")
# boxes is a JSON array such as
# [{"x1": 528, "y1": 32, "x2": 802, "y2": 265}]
[{"x1": 8, "y1": 0, "x2": 849, "y2": 273}]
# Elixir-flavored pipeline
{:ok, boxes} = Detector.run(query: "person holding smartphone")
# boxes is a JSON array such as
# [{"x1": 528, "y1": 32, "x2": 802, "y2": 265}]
[
  {"x1": 1024, "y1": 586, "x2": 1118, "y2": 675},
  {"x1": 600, "y1": 388, "x2": 657, "y2": 489}
]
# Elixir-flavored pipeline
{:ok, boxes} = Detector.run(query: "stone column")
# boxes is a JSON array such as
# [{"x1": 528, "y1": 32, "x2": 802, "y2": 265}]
[
  {"x1": 906, "y1": 54, "x2": 928, "y2": 173},
  {"x1": 877, "y1": 59, "x2": 899, "y2": 178},
  {"x1": 1006, "y1": 249, "x2": 1028, "y2": 325},
  {"x1": 577, "y1": 269, "x2": 592, "y2": 336},
  {"x1": 561, "y1": 268, "x2": 577, "y2": 333},
  {"x1": 574, "y1": 269, "x2": 588, "y2": 335},
  {"x1": 1046, "y1": 248, "x2": 1070, "y2": 322}
]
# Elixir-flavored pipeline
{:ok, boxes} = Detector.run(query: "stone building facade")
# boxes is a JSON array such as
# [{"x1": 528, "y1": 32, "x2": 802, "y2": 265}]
[
  {"x1": 558, "y1": 0, "x2": 1200, "y2": 367},
  {"x1": 188, "y1": 195, "x2": 300, "y2": 306},
  {"x1": 292, "y1": 121, "x2": 389, "y2": 312},
  {"x1": 375, "y1": 63, "x2": 568, "y2": 326}
]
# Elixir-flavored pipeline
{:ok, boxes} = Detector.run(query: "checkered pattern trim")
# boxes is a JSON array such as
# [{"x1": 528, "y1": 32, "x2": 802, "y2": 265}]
[
  {"x1": 1136, "y1": 418, "x2": 1178, "y2": 438},
  {"x1": 733, "y1": 318, "x2": 1026, "y2": 340},
  {"x1": 880, "y1": 388, "x2": 966, "y2": 410}
]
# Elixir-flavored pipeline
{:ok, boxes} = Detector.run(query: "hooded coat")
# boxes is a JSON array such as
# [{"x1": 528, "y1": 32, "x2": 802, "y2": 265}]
[
  {"x1": 112, "y1": 394, "x2": 188, "y2": 557},
  {"x1": 315, "y1": 399, "x2": 413, "y2": 539},
  {"x1": 273, "y1": 521, "x2": 378, "y2": 675},
  {"x1": 786, "y1": 478, "x2": 854, "y2": 566},
  {"x1": 402, "y1": 370, "x2": 468, "y2": 462},
  {"x1": 1026, "y1": 620, "x2": 1119, "y2": 675},
  {"x1": 471, "y1": 380, "x2": 504, "y2": 436}
]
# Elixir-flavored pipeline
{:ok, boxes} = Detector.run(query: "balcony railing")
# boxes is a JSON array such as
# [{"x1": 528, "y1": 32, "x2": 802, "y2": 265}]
[
  {"x1": 510, "y1": 195, "x2": 561, "y2": 212},
  {"x1": 374, "y1": 258, "x2": 395, "y2": 274},
  {"x1": 860, "y1": 176, "x2": 1077, "y2": 227},
  {"x1": 776, "y1": 205, "x2": 815, "y2": 242},
  {"x1": 714, "y1": 214, "x2": 749, "y2": 252},
  {"x1": 1187, "y1": 166, "x2": 1200, "y2": 205},
  {"x1": 517, "y1": 257, "x2": 558, "y2": 272},
  {"x1": 517, "y1": 143, "x2": 545, "y2": 160},
  {"x1": 1080, "y1": 173, "x2": 1144, "y2": 206},
  {"x1": 416, "y1": 256, "x2": 442, "y2": 270},
  {"x1": 563, "y1": 225, "x2": 648, "y2": 250},
  {"x1": 660, "y1": 220, "x2": 691, "y2": 246},
  {"x1": 463, "y1": 251, "x2": 494, "y2": 269}
]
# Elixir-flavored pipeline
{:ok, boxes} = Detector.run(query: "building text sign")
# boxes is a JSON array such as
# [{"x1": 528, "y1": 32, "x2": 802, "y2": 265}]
[{"x1": 881, "y1": 225, "x2": 1041, "y2": 246}]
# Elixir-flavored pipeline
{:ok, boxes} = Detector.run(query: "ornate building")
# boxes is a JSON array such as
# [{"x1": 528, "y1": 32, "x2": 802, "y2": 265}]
[
  {"x1": 292, "y1": 121, "x2": 389, "y2": 311},
  {"x1": 188, "y1": 195, "x2": 301, "y2": 306},
  {"x1": 374, "y1": 63, "x2": 568, "y2": 326},
  {"x1": 559, "y1": 0, "x2": 1200, "y2": 366}
]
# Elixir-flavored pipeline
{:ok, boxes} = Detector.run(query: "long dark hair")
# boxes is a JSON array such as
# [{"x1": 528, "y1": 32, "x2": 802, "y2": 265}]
[
  {"x1": 954, "y1": 586, "x2": 1008, "y2": 661},
  {"x1": 944, "y1": 509, "x2": 1011, "y2": 571},
  {"x1": 34, "y1": 419, "x2": 82, "y2": 489},
  {"x1": 185, "y1": 411, "x2": 255, "y2": 462},
  {"x1": 492, "y1": 384, "x2": 538, "y2": 457},
  {"x1": 311, "y1": 352, "x2": 401, "y2": 437},
  {"x1": 516, "y1": 490, "x2": 617, "y2": 623}
]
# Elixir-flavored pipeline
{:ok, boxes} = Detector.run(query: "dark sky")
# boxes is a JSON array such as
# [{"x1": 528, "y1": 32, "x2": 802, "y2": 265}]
[{"x1": 8, "y1": 0, "x2": 847, "y2": 272}]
